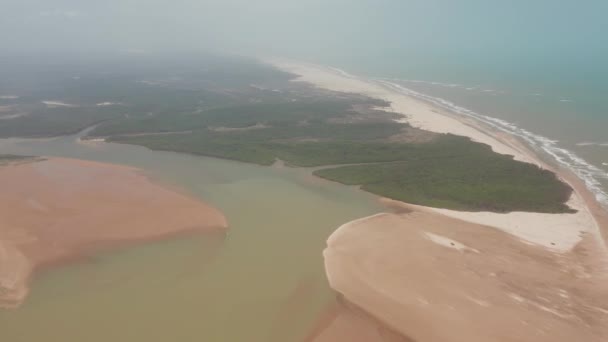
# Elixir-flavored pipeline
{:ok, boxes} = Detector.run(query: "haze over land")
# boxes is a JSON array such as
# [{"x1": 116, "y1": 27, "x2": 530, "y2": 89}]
[
  {"x1": 1, "y1": 1, "x2": 607, "y2": 341},
  {"x1": 1, "y1": 1, "x2": 605, "y2": 65}
]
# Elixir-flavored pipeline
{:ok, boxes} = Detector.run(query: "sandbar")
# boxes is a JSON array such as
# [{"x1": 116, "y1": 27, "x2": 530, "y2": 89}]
[
  {"x1": 314, "y1": 211, "x2": 608, "y2": 341},
  {"x1": 0, "y1": 157, "x2": 227, "y2": 308}
]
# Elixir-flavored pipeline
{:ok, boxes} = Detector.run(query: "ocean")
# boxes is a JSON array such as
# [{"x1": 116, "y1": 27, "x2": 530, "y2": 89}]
[{"x1": 321, "y1": 57, "x2": 608, "y2": 209}]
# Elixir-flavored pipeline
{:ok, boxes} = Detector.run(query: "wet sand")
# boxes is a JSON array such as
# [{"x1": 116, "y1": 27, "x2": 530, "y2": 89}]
[
  {"x1": 307, "y1": 296, "x2": 412, "y2": 342},
  {"x1": 271, "y1": 59, "x2": 606, "y2": 250},
  {"x1": 313, "y1": 211, "x2": 608, "y2": 342},
  {"x1": 0, "y1": 157, "x2": 227, "y2": 308}
]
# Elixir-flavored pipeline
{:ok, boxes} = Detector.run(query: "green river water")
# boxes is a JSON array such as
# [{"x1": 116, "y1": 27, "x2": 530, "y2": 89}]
[{"x1": 0, "y1": 133, "x2": 383, "y2": 341}]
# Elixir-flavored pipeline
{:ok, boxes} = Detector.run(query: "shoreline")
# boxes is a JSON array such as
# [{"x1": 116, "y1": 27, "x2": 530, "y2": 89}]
[
  {"x1": 270, "y1": 59, "x2": 607, "y2": 208},
  {"x1": 270, "y1": 59, "x2": 608, "y2": 341},
  {"x1": 305, "y1": 294, "x2": 413, "y2": 342},
  {"x1": 269, "y1": 58, "x2": 607, "y2": 250},
  {"x1": 0, "y1": 157, "x2": 228, "y2": 308},
  {"x1": 315, "y1": 210, "x2": 608, "y2": 341},
  {"x1": 270, "y1": 60, "x2": 538, "y2": 165}
]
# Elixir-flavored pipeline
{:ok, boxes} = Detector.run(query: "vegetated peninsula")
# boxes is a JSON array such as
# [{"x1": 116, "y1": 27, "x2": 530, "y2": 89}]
[
  {"x1": 0, "y1": 58, "x2": 572, "y2": 213},
  {"x1": 45, "y1": 59, "x2": 571, "y2": 214},
  {"x1": 0, "y1": 155, "x2": 227, "y2": 308},
  {"x1": 276, "y1": 62, "x2": 608, "y2": 342}
]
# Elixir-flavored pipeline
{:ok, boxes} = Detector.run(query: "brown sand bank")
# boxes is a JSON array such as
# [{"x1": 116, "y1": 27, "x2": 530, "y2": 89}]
[
  {"x1": 313, "y1": 211, "x2": 608, "y2": 342},
  {"x1": 308, "y1": 296, "x2": 412, "y2": 342},
  {"x1": 0, "y1": 157, "x2": 227, "y2": 308}
]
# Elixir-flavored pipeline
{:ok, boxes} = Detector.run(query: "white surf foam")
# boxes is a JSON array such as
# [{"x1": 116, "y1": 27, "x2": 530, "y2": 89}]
[
  {"x1": 374, "y1": 79, "x2": 608, "y2": 207},
  {"x1": 326, "y1": 66, "x2": 355, "y2": 78},
  {"x1": 0, "y1": 113, "x2": 27, "y2": 120},
  {"x1": 96, "y1": 102, "x2": 121, "y2": 106},
  {"x1": 577, "y1": 142, "x2": 608, "y2": 147},
  {"x1": 390, "y1": 78, "x2": 512, "y2": 96},
  {"x1": 42, "y1": 101, "x2": 77, "y2": 107},
  {"x1": 383, "y1": 78, "x2": 467, "y2": 90}
]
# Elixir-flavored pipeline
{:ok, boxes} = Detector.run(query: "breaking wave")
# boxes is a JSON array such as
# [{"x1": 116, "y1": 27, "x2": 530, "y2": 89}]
[
  {"x1": 577, "y1": 142, "x2": 608, "y2": 147},
  {"x1": 373, "y1": 78, "x2": 608, "y2": 207}
]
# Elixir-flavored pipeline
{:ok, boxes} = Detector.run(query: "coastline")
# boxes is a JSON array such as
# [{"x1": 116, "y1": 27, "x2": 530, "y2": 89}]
[
  {"x1": 270, "y1": 58, "x2": 607, "y2": 248},
  {"x1": 271, "y1": 59, "x2": 607, "y2": 206},
  {"x1": 270, "y1": 60, "x2": 539, "y2": 165},
  {"x1": 0, "y1": 157, "x2": 228, "y2": 308},
  {"x1": 269, "y1": 59, "x2": 608, "y2": 340}
]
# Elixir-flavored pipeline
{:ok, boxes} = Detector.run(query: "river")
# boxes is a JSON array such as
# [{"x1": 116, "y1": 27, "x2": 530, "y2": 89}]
[{"x1": 0, "y1": 133, "x2": 382, "y2": 341}]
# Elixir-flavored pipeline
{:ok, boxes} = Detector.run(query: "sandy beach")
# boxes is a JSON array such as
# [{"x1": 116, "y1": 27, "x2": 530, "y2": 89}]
[
  {"x1": 0, "y1": 157, "x2": 227, "y2": 308},
  {"x1": 317, "y1": 212, "x2": 608, "y2": 342},
  {"x1": 270, "y1": 60, "x2": 608, "y2": 341}
]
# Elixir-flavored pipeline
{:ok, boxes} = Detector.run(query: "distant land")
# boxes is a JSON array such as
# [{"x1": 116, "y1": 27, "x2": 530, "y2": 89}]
[
  {"x1": 1, "y1": 56, "x2": 607, "y2": 341},
  {"x1": 0, "y1": 57, "x2": 572, "y2": 213}
]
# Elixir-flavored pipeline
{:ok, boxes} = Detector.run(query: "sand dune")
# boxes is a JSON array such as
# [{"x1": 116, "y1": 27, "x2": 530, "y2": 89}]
[{"x1": 0, "y1": 157, "x2": 227, "y2": 308}]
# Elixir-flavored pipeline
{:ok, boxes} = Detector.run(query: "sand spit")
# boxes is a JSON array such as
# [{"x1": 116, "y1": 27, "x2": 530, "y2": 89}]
[
  {"x1": 0, "y1": 158, "x2": 227, "y2": 308},
  {"x1": 386, "y1": 194, "x2": 595, "y2": 253},
  {"x1": 315, "y1": 212, "x2": 608, "y2": 342}
]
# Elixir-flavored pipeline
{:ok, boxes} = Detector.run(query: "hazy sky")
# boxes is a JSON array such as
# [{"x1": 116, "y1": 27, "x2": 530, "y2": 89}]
[{"x1": 1, "y1": 0, "x2": 606, "y2": 65}]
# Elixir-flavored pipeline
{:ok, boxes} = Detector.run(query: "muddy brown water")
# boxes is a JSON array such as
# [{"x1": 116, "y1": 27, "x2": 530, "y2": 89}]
[{"x1": 0, "y1": 133, "x2": 382, "y2": 341}]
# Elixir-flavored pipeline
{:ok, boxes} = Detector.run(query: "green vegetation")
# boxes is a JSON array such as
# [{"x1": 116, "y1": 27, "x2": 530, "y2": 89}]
[
  {"x1": 113, "y1": 126, "x2": 573, "y2": 213},
  {"x1": 0, "y1": 106, "x2": 123, "y2": 138},
  {"x1": 313, "y1": 136, "x2": 573, "y2": 213},
  {"x1": 0, "y1": 154, "x2": 30, "y2": 161},
  {"x1": 93, "y1": 99, "x2": 386, "y2": 137},
  {"x1": 0, "y1": 57, "x2": 574, "y2": 213},
  {"x1": 109, "y1": 122, "x2": 404, "y2": 166},
  {"x1": 0, "y1": 56, "x2": 295, "y2": 138},
  {"x1": 0, "y1": 154, "x2": 38, "y2": 165}
]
